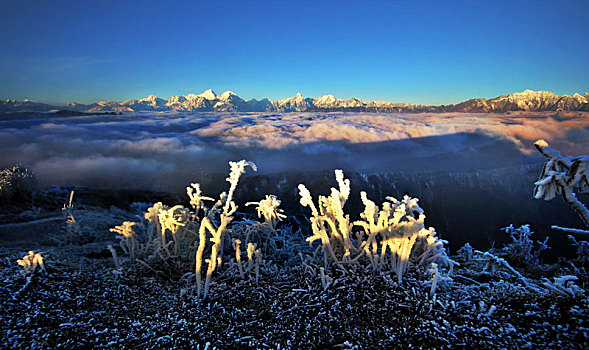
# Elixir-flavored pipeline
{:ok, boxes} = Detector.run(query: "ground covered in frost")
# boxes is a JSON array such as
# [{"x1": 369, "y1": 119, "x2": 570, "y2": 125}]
[{"x1": 0, "y1": 190, "x2": 588, "y2": 349}]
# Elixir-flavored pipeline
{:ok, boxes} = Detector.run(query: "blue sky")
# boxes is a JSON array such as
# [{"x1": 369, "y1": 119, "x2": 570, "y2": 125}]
[{"x1": 0, "y1": 0, "x2": 587, "y2": 105}]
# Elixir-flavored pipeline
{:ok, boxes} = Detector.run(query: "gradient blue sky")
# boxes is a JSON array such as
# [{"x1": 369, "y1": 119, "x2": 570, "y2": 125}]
[{"x1": 1, "y1": 0, "x2": 588, "y2": 105}]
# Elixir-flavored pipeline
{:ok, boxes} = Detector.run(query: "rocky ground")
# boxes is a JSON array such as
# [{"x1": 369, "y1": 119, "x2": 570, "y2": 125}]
[{"x1": 0, "y1": 189, "x2": 588, "y2": 349}]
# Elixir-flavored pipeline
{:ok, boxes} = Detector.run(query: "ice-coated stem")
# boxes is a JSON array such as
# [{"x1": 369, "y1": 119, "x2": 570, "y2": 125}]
[{"x1": 234, "y1": 239, "x2": 245, "y2": 279}]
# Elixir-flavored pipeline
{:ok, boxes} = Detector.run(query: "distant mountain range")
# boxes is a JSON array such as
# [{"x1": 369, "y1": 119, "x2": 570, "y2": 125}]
[{"x1": 2, "y1": 89, "x2": 588, "y2": 113}]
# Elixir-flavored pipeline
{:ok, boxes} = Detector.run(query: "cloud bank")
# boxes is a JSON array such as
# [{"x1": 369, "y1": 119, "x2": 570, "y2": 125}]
[{"x1": 1, "y1": 111, "x2": 587, "y2": 192}]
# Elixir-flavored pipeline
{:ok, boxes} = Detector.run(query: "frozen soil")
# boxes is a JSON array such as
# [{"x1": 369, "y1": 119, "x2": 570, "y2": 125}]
[{"x1": 1, "y1": 197, "x2": 588, "y2": 349}]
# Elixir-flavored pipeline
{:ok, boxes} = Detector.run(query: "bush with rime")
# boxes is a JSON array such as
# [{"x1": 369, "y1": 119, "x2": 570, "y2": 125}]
[
  {"x1": 0, "y1": 164, "x2": 38, "y2": 202},
  {"x1": 500, "y1": 224, "x2": 549, "y2": 266}
]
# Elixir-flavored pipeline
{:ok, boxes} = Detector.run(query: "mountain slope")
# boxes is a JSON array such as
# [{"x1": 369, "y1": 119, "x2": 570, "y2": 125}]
[
  {"x1": 0, "y1": 99, "x2": 57, "y2": 112},
  {"x1": 446, "y1": 90, "x2": 589, "y2": 113}
]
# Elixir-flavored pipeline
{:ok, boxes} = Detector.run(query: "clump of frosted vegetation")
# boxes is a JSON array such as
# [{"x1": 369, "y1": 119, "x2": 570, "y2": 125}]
[
  {"x1": 455, "y1": 143, "x2": 589, "y2": 297},
  {"x1": 246, "y1": 194, "x2": 286, "y2": 229},
  {"x1": 0, "y1": 164, "x2": 38, "y2": 202},
  {"x1": 501, "y1": 224, "x2": 549, "y2": 266},
  {"x1": 14, "y1": 250, "x2": 47, "y2": 300},
  {"x1": 571, "y1": 235, "x2": 589, "y2": 259},
  {"x1": 543, "y1": 275, "x2": 585, "y2": 297},
  {"x1": 58, "y1": 191, "x2": 84, "y2": 244},
  {"x1": 17, "y1": 251, "x2": 45, "y2": 274},
  {"x1": 534, "y1": 139, "x2": 589, "y2": 233},
  {"x1": 237, "y1": 195, "x2": 294, "y2": 257},
  {"x1": 110, "y1": 221, "x2": 139, "y2": 267},
  {"x1": 111, "y1": 161, "x2": 458, "y2": 298},
  {"x1": 298, "y1": 169, "x2": 457, "y2": 283},
  {"x1": 457, "y1": 242, "x2": 474, "y2": 263},
  {"x1": 110, "y1": 160, "x2": 261, "y2": 299}
]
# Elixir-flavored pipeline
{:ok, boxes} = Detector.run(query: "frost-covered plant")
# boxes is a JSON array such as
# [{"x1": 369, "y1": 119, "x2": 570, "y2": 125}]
[
  {"x1": 534, "y1": 140, "x2": 589, "y2": 232},
  {"x1": 109, "y1": 160, "x2": 256, "y2": 301},
  {"x1": 428, "y1": 263, "x2": 441, "y2": 296},
  {"x1": 568, "y1": 235, "x2": 589, "y2": 264},
  {"x1": 501, "y1": 224, "x2": 549, "y2": 265},
  {"x1": 57, "y1": 190, "x2": 85, "y2": 244},
  {"x1": 299, "y1": 170, "x2": 456, "y2": 283},
  {"x1": 473, "y1": 249, "x2": 531, "y2": 287},
  {"x1": 187, "y1": 183, "x2": 214, "y2": 216},
  {"x1": 246, "y1": 242, "x2": 262, "y2": 283},
  {"x1": 63, "y1": 211, "x2": 81, "y2": 241},
  {"x1": 196, "y1": 160, "x2": 257, "y2": 299},
  {"x1": 17, "y1": 251, "x2": 45, "y2": 274},
  {"x1": 356, "y1": 193, "x2": 456, "y2": 282},
  {"x1": 0, "y1": 164, "x2": 38, "y2": 201},
  {"x1": 543, "y1": 275, "x2": 584, "y2": 297},
  {"x1": 14, "y1": 250, "x2": 47, "y2": 300},
  {"x1": 111, "y1": 201, "x2": 195, "y2": 271},
  {"x1": 158, "y1": 205, "x2": 192, "y2": 258},
  {"x1": 299, "y1": 170, "x2": 354, "y2": 266},
  {"x1": 413, "y1": 227, "x2": 456, "y2": 273},
  {"x1": 233, "y1": 239, "x2": 245, "y2": 279},
  {"x1": 234, "y1": 195, "x2": 289, "y2": 255},
  {"x1": 111, "y1": 221, "x2": 138, "y2": 266},
  {"x1": 231, "y1": 192, "x2": 302, "y2": 275},
  {"x1": 143, "y1": 202, "x2": 166, "y2": 254},
  {"x1": 107, "y1": 244, "x2": 121, "y2": 270},
  {"x1": 229, "y1": 239, "x2": 263, "y2": 282},
  {"x1": 457, "y1": 243, "x2": 474, "y2": 263},
  {"x1": 246, "y1": 195, "x2": 286, "y2": 229}
]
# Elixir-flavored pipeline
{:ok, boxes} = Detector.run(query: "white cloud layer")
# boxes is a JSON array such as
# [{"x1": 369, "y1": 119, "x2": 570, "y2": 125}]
[{"x1": 1, "y1": 111, "x2": 587, "y2": 191}]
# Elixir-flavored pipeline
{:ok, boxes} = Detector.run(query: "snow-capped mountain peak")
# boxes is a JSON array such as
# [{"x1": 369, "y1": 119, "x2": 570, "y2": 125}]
[
  {"x1": 134, "y1": 95, "x2": 166, "y2": 109},
  {"x1": 314, "y1": 94, "x2": 337, "y2": 105},
  {"x1": 198, "y1": 89, "x2": 217, "y2": 100},
  {"x1": 219, "y1": 90, "x2": 238, "y2": 100},
  {"x1": 139, "y1": 95, "x2": 159, "y2": 102}
]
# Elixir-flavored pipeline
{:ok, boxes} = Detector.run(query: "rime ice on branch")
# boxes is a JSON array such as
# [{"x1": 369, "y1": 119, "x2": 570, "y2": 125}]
[{"x1": 533, "y1": 139, "x2": 589, "y2": 233}]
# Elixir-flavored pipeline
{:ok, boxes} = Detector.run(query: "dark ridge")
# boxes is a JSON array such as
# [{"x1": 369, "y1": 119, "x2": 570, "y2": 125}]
[{"x1": 53, "y1": 109, "x2": 122, "y2": 116}]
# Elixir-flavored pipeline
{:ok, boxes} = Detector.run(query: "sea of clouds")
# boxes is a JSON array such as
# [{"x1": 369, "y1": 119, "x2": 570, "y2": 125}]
[{"x1": 1, "y1": 111, "x2": 588, "y2": 191}]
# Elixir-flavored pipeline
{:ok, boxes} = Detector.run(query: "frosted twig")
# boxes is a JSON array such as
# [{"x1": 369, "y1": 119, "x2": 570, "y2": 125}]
[
  {"x1": 233, "y1": 239, "x2": 245, "y2": 279},
  {"x1": 543, "y1": 275, "x2": 584, "y2": 297},
  {"x1": 475, "y1": 250, "x2": 530, "y2": 287},
  {"x1": 551, "y1": 225, "x2": 589, "y2": 235},
  {"x1": 107, "y1": 245, "x2": 120, "y2": 270},
  {"x1": 534, "y1": 140, "x2": 589, "y2": 226}
]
